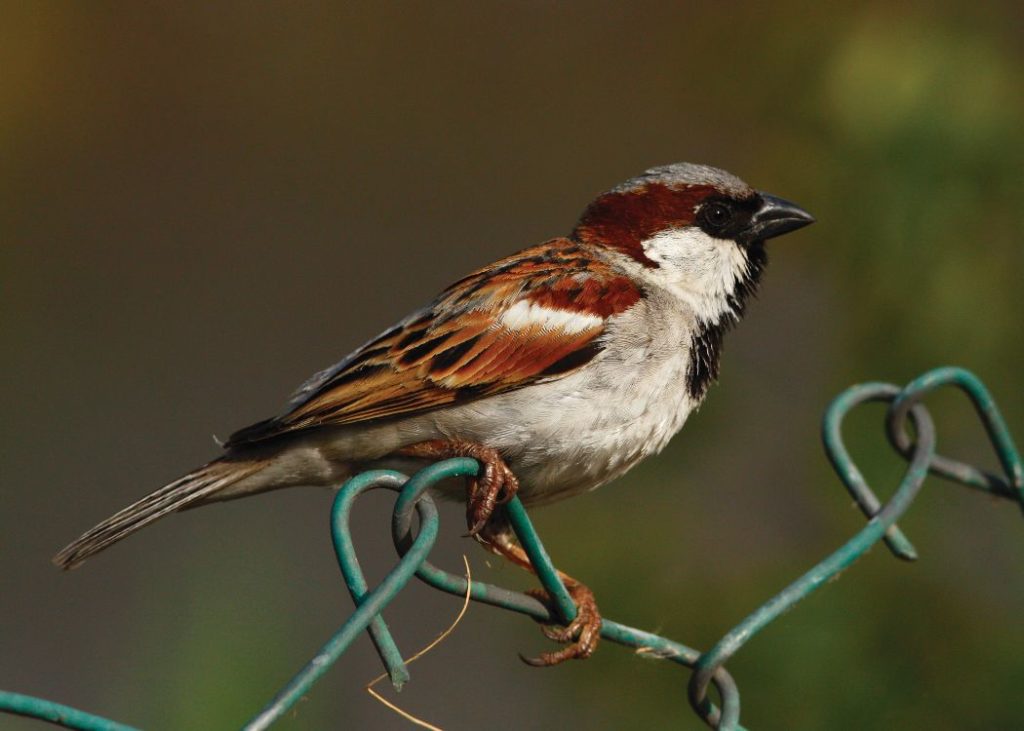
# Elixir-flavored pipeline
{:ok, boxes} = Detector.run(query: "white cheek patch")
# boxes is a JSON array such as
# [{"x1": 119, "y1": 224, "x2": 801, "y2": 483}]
[
  {"x1": 640, "y1": 228, "x2": 750, "y2": 324},
  {"x1": 641, "y1": 228, "x2": 730, "y2": 270},
  {"x1": 499, "y1": 300, "x2": 602, "y2": 334}
]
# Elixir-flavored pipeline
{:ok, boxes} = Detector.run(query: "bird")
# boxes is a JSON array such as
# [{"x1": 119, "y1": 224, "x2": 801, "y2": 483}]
[{"x1": 54, "y1": 162, "x2": 813, "y2": 665}]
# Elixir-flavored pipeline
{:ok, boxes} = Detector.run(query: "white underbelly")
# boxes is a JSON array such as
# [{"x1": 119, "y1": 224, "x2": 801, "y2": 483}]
[
  {"x1": 424, "y1": 346, "x2": 697, "y2": 504},
  {"x1": 312, "y1": 298, "x2": 700, "y2": 506}
]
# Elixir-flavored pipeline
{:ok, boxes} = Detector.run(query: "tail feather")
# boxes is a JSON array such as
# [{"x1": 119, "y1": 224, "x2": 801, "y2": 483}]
[{"x1": 53, "y1": 459, "x2": 266, "y2": 570}]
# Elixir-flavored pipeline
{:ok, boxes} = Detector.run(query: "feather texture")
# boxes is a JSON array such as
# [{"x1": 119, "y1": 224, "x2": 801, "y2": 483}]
[
  {"x1": 53, "y1": 459, "x2": 268, "y2": 569},
  {"x1": 226, "y1": 239, "x2": 642, "y2": 446}
]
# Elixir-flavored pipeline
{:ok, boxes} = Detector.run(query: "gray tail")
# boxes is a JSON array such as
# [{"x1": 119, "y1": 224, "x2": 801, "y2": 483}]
[{"x1": 53, "y1": 458, "x2": 266, "y2": 571}]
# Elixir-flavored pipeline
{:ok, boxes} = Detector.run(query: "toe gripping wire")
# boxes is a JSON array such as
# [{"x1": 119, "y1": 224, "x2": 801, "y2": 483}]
[
  {"x1": 249, "y1": 366, "x2": 1023, "y2": 731},
  {"x1": 2, "y1": 367, "x2": 1021, "y2": 730}
]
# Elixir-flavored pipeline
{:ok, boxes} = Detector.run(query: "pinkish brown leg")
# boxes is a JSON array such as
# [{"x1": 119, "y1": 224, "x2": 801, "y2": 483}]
[
  {"x1": 478, "y1": 521, "x2": 602, "y2": 667},
  {"x1": 395, "y1": 439, "x2": 519, "y2": 536}
]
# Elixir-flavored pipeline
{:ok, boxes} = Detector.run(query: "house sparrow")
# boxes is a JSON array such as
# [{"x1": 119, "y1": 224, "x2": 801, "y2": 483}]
[{"x1": 54, "y1": 162, "x2": 813, "y2": 665}]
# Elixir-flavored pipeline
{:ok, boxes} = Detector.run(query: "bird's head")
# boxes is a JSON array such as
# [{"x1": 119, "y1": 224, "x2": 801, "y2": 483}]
[{"x1": 572, "y1": 162, "x2": 814, "y2": 325}]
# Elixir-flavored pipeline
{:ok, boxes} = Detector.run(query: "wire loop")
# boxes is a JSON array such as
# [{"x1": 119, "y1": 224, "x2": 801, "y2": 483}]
[{"x1": 2, "y1": 366, "x2": 1019, "y2": 730}]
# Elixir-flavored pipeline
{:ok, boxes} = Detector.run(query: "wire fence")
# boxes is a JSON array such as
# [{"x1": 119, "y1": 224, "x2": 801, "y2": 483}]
[{"x1": 3, "y1": 366, "x2": 1021, "y2": 730}]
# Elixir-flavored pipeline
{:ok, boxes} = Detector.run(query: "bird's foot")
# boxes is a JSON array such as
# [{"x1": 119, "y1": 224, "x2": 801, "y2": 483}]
[
  {"x1": 395, "y1": 438, "x2": 518, "y2": 535},
  {"x1": 521, "y1": 581, "x2": 602, "y2": 666},
  {"x1": 475, "y1": 512, "x2": 603, "y2": 666}
]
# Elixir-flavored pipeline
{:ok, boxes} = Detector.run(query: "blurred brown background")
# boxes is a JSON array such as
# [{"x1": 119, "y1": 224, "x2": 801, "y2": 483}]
[{"x1": 3, "y1": 2, "x2": 1023, "y2": 729}]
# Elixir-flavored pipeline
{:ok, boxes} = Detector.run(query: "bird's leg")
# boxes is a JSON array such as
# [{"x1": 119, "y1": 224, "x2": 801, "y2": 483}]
[
  {"x1": 395, "y1": 440, "x2": 600, "y2": 664},
  {"x1": 394, "y1": 439, "x2": 519, "y2": 536},
  {"x1": 478, "y1": 518, "x2": 602, "y2": 667}
]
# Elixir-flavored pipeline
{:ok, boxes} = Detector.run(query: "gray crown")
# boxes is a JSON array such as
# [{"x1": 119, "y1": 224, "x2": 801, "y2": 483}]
[{"x1": 611, "y1": 162, "x2": 753, "y2": 198}]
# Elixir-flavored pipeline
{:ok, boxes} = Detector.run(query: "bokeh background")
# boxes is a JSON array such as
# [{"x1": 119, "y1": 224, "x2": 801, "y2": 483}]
[{"x1": 4, "y1": 2, "x2": 1023, "y2": 729}]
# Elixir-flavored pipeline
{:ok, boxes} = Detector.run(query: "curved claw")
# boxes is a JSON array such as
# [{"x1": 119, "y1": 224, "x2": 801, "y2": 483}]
[
  {"x1": 465, "y1": 514, "x2": 489, "y2": 538},
  {"x1": 541, "y1": 622, "x2": 576, "y2": 642},
  {"x1": 465, "y1": 459, "x2": 519, "y2": 535},
  {"x1": 519, "y1": 641, "x2": 594, "y2": 667},
  {"x1": 521, "y1": 584, "x2": 602, "y2": 666},
  {"x1": 519, "y1": 650, "x2": 566, "y2": 667},
  {"x1": 395, "y1": 438, "x2": 519, "y2": 536},
  {"x1": 519, "y1": 615, "x2": 601, "y2": 666}
]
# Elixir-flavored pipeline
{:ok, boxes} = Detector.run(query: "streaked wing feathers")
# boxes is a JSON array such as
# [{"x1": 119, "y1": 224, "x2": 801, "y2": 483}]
[{"x1": 226, "y1": 239, "x2": 641, "y2": 446}]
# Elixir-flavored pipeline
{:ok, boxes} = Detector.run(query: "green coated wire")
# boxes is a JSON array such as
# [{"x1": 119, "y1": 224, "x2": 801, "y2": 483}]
[
  {"x1": 243, "y1": 470, "x2": 442, "y2": 731},
  {"x1": 690, "y1": 387, "x2": 936, "y2": 728},
  {"x1": 0, "y1": 693, "x2": 139, "y2": 731},
  {"x1": 329, "y1": 471, "x2": 412, "y2": 690},
  {"x1": 889, "y1": 367, "x2": 1023, "y2": 499},
  {"x1": 2, "y1": 366, "x2": 1019, "y2": 730}
]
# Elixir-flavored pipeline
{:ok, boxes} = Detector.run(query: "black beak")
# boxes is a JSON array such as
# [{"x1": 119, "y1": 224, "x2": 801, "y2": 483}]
[{"x1": 737, "y1": 193, "x2": 815, "y2": 245}]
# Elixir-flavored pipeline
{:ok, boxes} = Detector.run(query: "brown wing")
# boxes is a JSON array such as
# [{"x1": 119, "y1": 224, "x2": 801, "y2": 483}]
[{"x1": 225, "y1": 239, "x2": 641, "y2": 447}]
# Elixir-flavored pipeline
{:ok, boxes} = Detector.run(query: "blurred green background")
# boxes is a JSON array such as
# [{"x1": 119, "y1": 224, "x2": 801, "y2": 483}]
[{"x1": 3, "y1": 2, "x2": 1023, "y2": 729}]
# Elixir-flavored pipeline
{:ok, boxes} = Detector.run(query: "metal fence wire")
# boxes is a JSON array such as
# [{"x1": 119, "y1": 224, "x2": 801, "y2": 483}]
[{"x1": 3, "y1": 366, "x2": 1022, "y2": 730}]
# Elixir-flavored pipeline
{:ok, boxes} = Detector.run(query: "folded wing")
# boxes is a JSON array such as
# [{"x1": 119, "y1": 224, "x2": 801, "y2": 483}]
[{"x1": 226, "y1": 239, "x2": 642, "y2": 447}]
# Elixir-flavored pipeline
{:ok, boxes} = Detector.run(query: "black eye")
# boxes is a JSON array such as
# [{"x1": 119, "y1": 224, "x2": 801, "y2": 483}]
[{"x1": 698, "y1": 201, "x2": 735, "y2": 232}]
